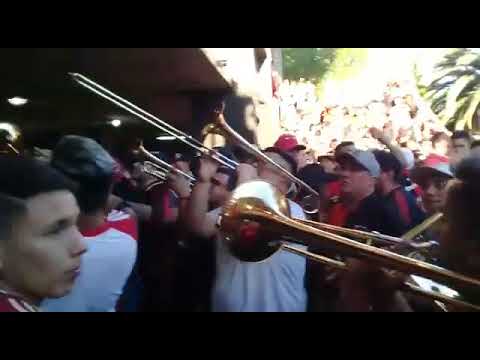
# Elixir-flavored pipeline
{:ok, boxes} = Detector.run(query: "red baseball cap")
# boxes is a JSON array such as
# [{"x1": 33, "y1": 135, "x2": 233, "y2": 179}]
[{"x1": 273, "y1": 134, "x2": 306, "y2": 152}]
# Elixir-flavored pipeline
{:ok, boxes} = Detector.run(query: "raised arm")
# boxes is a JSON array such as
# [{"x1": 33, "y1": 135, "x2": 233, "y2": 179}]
[{"x1": 185, "y1": 157, "x2": 219, "y2": 239}]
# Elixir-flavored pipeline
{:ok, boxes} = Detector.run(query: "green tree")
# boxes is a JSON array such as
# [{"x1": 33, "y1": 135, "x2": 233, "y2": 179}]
[
  {"x1": 282, "y1": 48, "x2": 369, "y2": 97},
  {"x1": 421, "y1": 48, "x2": 480, "y2": 130},
  {"x1": 283, "y1": 48, "x2": 337, "y2": 83}
]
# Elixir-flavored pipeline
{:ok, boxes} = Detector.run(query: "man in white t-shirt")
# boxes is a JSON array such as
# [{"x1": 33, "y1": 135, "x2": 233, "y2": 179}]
[
  {"x1": 184, "y1": 148, "x2": 308, "y2": 312},
  {"x1": 41, "y1": 136, "x2": 137, "y2": 312}
]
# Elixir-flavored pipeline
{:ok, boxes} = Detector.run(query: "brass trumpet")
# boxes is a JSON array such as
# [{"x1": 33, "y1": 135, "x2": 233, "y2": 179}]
[
  {"x1": 134, "y1": 143, "x2": 196, "y2": 183},
  {"x1": 143, "y1": 161, "x2": 168, "y2": 181},
  {"x1": 218, "y1": 180, "x2": 480, "y2": 311}
]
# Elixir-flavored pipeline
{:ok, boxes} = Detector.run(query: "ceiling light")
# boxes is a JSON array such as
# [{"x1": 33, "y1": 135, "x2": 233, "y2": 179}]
[
  {"x1": 111, "y1": 119, "x2": 122, "y2": 128},
  {"x1": 7, "y1": 97, "x2": 29, "y2": 107}
]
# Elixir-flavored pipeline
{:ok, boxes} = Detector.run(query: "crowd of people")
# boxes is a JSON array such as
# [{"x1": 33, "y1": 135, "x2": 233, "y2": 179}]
[
  {"x1": 1, "y1": 95, "x2": 480, "y2": 312},
  {"x1": 274, "y1": 79, "x2": 454, "y2": 163}
]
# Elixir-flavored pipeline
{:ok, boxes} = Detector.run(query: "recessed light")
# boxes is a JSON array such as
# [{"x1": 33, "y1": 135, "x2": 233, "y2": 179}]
[
  {"x1": 7, "y1": 97, "x2": 29, "y2": 107},
  {"x1": 111, "y1": 119, "x2": 122, "y2": 128}
]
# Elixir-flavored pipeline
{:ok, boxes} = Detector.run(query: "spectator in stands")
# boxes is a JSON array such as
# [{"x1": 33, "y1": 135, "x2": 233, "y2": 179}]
[
  {"x1": 329, "y1": 150, "x2": 406, "y2": 236},
  {"x1": 318, "y1": 155, "x2": 338, "y2": 174},
  {"x1": 273, "y1": 134, "x2": 309, "y2": 171},
  {"x1": 410, "y1": 161, "x2": 454, "y2": 217},
  {"x1": 450, "y1": 130, "x2": 473, "y2": 168},
  {"x1": 424, "y1": 132, "x2": 452, "y2": 165},
  {"x1": 373, "y1": 150, "x2": 426, "y2": 231}
]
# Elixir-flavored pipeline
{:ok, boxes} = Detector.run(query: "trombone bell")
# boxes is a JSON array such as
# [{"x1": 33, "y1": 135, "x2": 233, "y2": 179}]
[{"x1": 220, "y1": 180, "x2": 292, "y2": 262}]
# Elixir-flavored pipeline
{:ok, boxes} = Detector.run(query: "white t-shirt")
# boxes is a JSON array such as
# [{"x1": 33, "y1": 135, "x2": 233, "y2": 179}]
[
  {"x1": 211, "y1": 200, "x2": 308, "y2": 312},
  {"x1": 41, "y1": 211, "x2": 138, "y2": 312}
]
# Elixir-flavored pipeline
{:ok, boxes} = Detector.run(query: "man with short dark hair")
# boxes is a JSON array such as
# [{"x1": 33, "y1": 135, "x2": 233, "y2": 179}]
[
  {"x1": 0, "y1": 156, "x2": 86, "y2": 312},
  {"x1": 373, "y1": 150, "x2": 425, "y2": 232},
  {"x1": 334, "y1": 141, "x2": 356, "y2": 159},
  {"x1": 42, "y1": 136, "x2": 137, "y2": 312},
  {"x1": 317, "y1": 155, "x2": 337, "y2": 174}
]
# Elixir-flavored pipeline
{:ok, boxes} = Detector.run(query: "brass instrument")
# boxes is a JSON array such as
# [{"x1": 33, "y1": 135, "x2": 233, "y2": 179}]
[
  {"x1": 0, "y1": 122, "x2": 21, "y2": 155},
  {"x1": 143, "y1": 162, "x2": 168, "y2": 181},
  {"x1": 218, "y1": 180, "x2": 480, "y2": 311},
  {"x1": 71, "y1": 73, "x2": 321, "y2": 205},
  {"x1": 299, "y1": 194, "x2": 320, "y2": 215},
  {"x1": 70, "y1": 73, "x2": 238, "y2": 171},
  {"x1": 71, "y1": 73, "x2": 320, "y2": 202},
  {"x1": 402, "y1": 213, "x2": 443, "y2": 242},
  {"x1": 297, "y1": 218, "x2": 439, "y2": 251},
  {"x1": 202, "y1": 115, "x2": 320, "y2": 197},
  {"x1": 135, "y1": 143, "x2": 196, "y2": 183}
]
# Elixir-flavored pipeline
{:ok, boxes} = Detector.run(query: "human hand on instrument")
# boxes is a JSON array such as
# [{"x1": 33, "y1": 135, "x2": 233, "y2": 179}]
[
  {"x1": 198, "y1": 155, "x2": 219, "y2": 183},
  {"x1": 337, "y1": 258, "x2": 407, "y2": 312},
  {"x1": 167, "y1": 173, "x2": 191, "y2": 199},
  {"x1": 236, "y1": 163, "x2": 258, "y2": 185}
]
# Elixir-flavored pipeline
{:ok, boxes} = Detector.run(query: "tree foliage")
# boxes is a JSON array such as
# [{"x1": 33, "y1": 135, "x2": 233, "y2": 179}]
[
  {"x1": 282, "y1": 48, "x2": 369, "y2": 97},
  {"x1": 419, "y1": 48, "x2": 480, "y2": 130}
]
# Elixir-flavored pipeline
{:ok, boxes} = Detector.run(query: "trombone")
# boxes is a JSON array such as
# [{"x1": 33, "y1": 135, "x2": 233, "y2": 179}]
[
  {"x1": 70, "y1": 73, "x2": 320, "y2": 199},
  {"x1": 218, "y1": 180, "x2": 480, "y2": 311},
  {"x1": 297, "y1": 214, "x2": 442, "y2": 251},
  {"x1": 69, "y1": 73, "x2": 237, "y2": 171},
  {"x1": 202, "y1": 114, "x2": 320, "y2": 197}
]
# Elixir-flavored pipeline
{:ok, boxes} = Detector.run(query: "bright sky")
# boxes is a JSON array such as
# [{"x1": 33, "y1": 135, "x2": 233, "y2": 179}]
[{"x1": 320, "y1": 48, "x2": 450, "y2": 106}]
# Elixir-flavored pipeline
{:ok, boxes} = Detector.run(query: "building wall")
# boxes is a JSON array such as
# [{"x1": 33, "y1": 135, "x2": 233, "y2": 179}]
[{"x1": 200, "y1": 48, "x2": 280, "y2": 148}]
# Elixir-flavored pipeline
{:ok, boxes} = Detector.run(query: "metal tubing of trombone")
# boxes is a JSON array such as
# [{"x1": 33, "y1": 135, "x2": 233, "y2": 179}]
[
  {"x1": 6, "y1": 143, "x2": 20, "y2": 155},
  {"x1": 297, "y1": 219, "x2": 437, "y2": 250},
  {"x1": 402, "y1": 213, "x2": 443, "y2": 242},
  {"x1": 213, "y1": 115, "x2": 320, "y2": 197},
  {"x1": 69, "y1": 73, "x2": 238, "y2": 170},
  {"x1": 220, "y1": 181, "x2": 480, "y2": 292},
  {"x1": 299, "y1": 219, "x2": 404, "y2": 246},
  {"x1": 281, "y1": 244, "x2": 480, "y2": 312},
  {"x1": 254, "y1": 210, "x2": 480, "y2": 291}
]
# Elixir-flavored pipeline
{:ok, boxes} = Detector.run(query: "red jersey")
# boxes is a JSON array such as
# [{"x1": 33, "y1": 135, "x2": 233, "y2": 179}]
[
  {"x1": 325, "y1": 180, "x2": 349, "y2": 227},
  {"x1": 0, "y1": 290, "x2": 38, "y2": 312}
]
